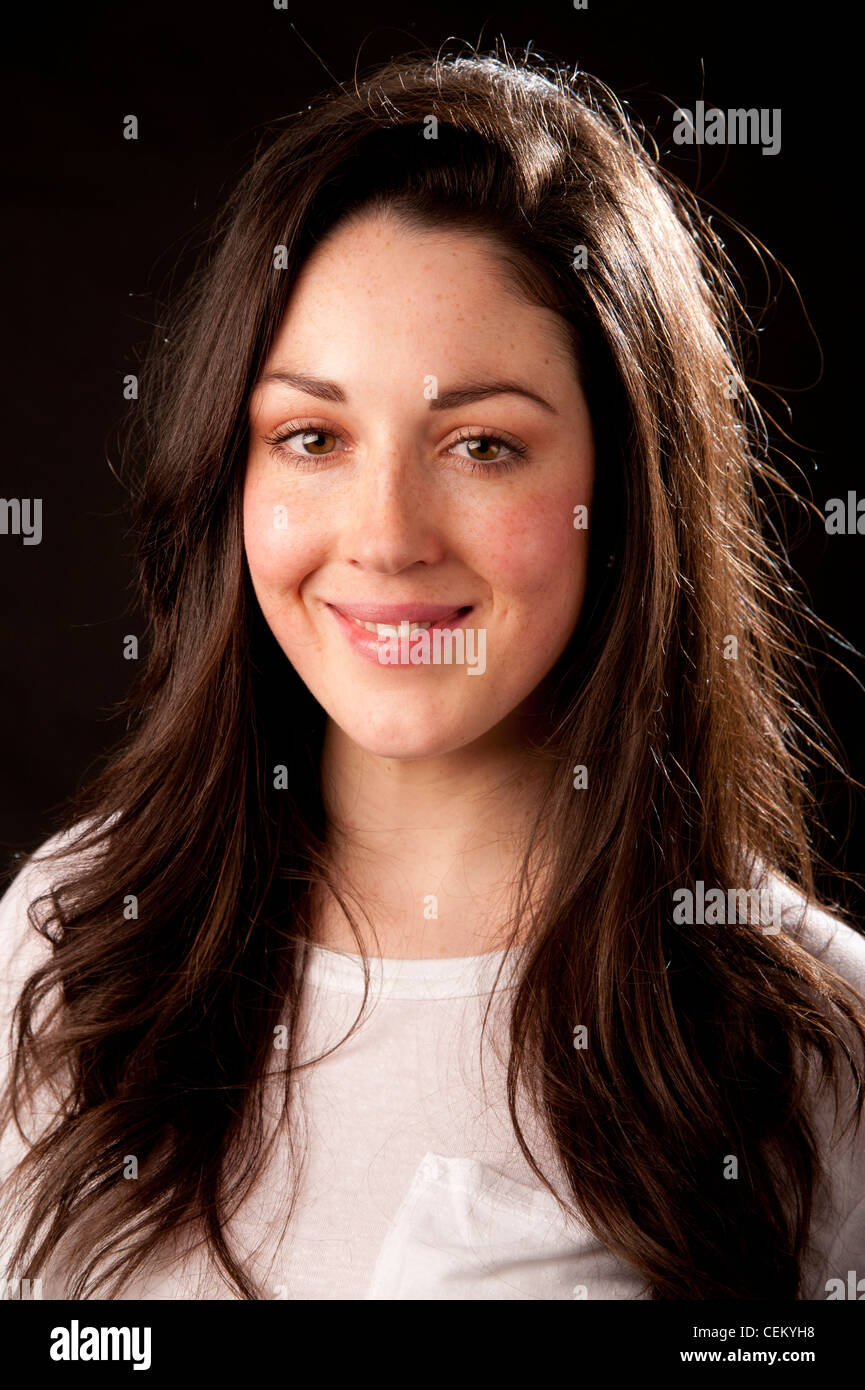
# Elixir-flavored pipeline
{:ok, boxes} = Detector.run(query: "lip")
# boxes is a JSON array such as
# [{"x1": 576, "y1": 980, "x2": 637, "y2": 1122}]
[
  {"x1": 325, "y1": 601, "x2": 474, "y2": 666},
  {"x1": 328, "y1": 601, "x2": 471, "y2": 624}
]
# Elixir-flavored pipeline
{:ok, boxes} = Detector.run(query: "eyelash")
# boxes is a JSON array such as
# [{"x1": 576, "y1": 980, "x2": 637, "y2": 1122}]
[{"x1": 262, "y1": 419, "x2": 530, "y2": 476}]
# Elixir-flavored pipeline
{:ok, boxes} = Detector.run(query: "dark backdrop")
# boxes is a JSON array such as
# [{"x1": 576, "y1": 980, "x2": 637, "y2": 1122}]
[{"x1": 0, "y1": 1, "x2": 859, "y2": 911}]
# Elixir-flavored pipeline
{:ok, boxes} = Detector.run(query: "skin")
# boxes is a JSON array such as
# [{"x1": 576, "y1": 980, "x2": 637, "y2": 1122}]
[{"x1": 243, "y1": 212, "x2": 595, "y2": 958}]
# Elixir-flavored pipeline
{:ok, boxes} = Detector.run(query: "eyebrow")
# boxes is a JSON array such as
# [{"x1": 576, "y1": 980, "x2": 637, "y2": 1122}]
[{"x1": 254, "y1": 369, "x2": 558, "y2": 414}]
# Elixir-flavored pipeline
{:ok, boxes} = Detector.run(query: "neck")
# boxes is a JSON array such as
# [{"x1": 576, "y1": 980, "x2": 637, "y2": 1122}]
[{"x1": 313, "y1": 713, "x2": 553, "y2": 958}]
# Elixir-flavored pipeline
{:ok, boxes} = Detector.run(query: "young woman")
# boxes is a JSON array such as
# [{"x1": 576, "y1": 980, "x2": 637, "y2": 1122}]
[{"x1": 2, "y1": 50, "x2": 864, "y2": 1302}]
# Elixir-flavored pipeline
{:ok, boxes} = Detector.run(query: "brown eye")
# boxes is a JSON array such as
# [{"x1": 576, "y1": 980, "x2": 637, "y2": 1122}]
[
  {"x1": 464, "y1": 436, "x2": 502, "y2": 462},
  {"x1": 297, "y1": 429, "x2": 337, "y2": 456}
]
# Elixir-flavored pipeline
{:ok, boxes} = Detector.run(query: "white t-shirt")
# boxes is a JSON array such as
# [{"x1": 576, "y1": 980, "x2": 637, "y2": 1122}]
[{"x1": 2, "y1": 829, "x2": 864, "y2": 1300}]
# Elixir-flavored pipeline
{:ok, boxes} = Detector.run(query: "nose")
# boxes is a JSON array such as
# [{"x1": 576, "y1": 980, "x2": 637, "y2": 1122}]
[{"x1": 341, "y1": 437, "x2": 447, "y2": 574}]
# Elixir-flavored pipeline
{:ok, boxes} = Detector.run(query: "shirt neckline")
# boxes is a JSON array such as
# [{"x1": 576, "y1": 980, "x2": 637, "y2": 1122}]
[{"x1": 302, "y1": 941, "x2": 520, "y2": 999}]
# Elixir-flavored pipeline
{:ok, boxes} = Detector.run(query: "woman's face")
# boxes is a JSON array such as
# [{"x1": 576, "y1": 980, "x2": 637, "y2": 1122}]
[{"x1": 244, "y1": 212, "x2": 595, "y2": 759}]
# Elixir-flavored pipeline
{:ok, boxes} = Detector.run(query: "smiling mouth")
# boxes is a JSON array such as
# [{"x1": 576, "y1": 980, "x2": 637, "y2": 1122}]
[
  {"x1": 327, "y1": 603, "x2": 473, "y2": 638},
  {"x1": 347, "y1": 614, "x2": 470, "y2": 638},
  {"x1": 352, "y1": 618, "x2": 434, "y2": 637}
]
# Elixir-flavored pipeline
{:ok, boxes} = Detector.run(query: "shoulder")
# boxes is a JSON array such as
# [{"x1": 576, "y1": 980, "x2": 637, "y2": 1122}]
[
  {"x1": 0, "y1": 820, "x2": 105, "y2": 1017},
  {"x1": 0, "y1": 821, "x2": 105, "y2": 1228},
  {"x1": 762, "y1": 875, "x2": 865, "y2": 1296},
  {"x1": 767, "y1": 870, "x2": 865, "y2": 1001},
  {"x1": 0, "y1": 831, "x2": 65, "y2": 992}
]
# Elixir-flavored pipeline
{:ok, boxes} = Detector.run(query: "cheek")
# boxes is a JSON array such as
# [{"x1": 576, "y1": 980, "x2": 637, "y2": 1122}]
[
  {"x1": 476, "y1": 486, "x2": 589, "y2": 609},
  {"x1": 242, "y1": 472, "x2": 322, "y2": 593}
]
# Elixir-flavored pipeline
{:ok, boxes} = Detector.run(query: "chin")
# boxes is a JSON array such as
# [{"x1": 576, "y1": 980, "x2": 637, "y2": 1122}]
[{"x1": 330, "y1": 700, "x2": 489, "y2": 761}]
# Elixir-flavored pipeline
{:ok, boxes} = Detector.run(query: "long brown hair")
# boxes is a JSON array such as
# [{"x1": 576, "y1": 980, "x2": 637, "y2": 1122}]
[{"x1": 3, "y1": 46, "x2": 864, "y2": 1299}]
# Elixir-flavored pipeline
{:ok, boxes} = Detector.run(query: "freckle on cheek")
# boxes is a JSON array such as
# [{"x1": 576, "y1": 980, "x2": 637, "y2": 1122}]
[
  {"x1": 493, "y1": 502, "x2": 569, "y2": 556},
  {"x1": 486, "y1": 502, "x2": 585, "y2": 596}
]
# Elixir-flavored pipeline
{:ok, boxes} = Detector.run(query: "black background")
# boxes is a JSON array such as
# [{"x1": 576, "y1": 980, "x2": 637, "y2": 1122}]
[{"x1": 0, "y1": 1, "x2": 859, "y2": 909}]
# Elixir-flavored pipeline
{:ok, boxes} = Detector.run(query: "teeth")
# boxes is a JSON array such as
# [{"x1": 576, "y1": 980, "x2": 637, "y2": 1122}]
[{"x1": 351, "y1": 617, "x2": 434, "y2": 638}]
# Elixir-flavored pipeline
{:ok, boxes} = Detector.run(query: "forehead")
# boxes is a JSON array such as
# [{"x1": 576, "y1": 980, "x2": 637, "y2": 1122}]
[
  {"x1": 303, "y1": 208, "x2": 517, "y2": 279},
  {"x1": 265, "y1": 212, "x2": 577, "y2": 375}
]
